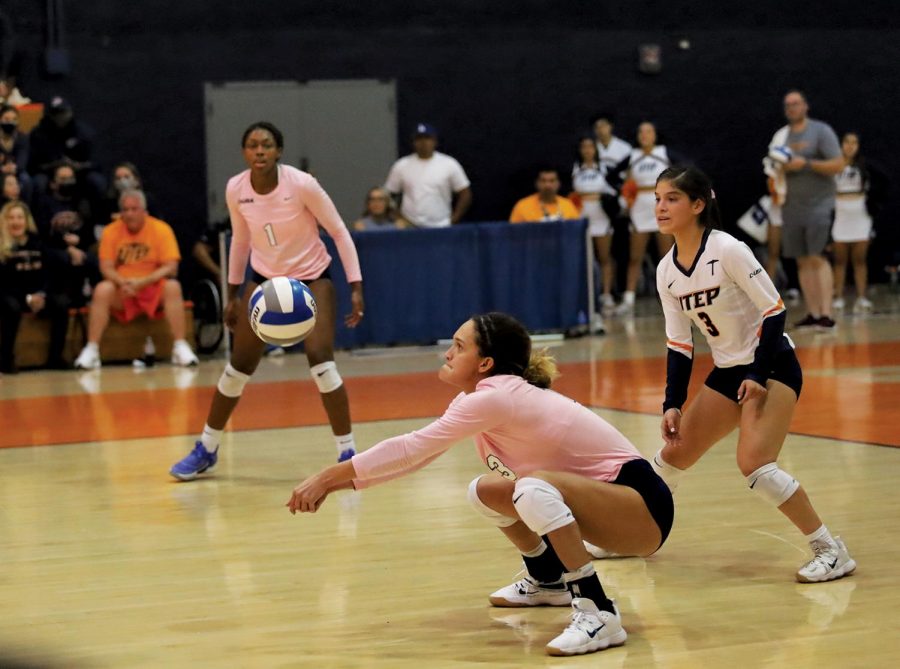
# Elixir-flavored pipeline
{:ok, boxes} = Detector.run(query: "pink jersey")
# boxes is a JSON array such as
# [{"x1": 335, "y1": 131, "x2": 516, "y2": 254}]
[
  {"x1": 226, "y1": 164, "x2": 362, "y2": 285},
  {"x1": 351, "y1": 375, "x2": 642, "y2": 489}
]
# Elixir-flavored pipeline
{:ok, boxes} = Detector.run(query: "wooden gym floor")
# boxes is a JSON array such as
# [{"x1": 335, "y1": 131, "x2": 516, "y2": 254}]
[{"x1": 1, "y1": 294, "x2": 898, "y2": 668}]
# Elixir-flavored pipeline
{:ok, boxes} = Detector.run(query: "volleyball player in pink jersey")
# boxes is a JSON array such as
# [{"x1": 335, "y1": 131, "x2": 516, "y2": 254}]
[
  {"x1": 651, "y1": 166, "x2": 855, "y2": 583},
  {"x1": 286, "y1": 312, "x2": 673, "y2": 657},
  {"x1": 170, "y1": 122, "x2": 364, "y2": 480}
]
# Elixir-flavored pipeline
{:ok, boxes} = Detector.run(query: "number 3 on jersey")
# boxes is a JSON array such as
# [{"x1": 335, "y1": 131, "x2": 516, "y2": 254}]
[
  {"x1": 486, "y1": 454, "x2": 517, "y2": 480},
  {"x1": 263, "y1": 223, "x2": 278, "y2": 247},
  {"x1": 697, "y1": 311, "x2": 720, "y2": 336}
]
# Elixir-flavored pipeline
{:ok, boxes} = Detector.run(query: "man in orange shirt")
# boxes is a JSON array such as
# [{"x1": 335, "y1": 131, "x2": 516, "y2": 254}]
[
  {"x1": 509, "y1": 167, "x2": 581, "y2": 223},
  {"x1": 73, "y1": 190, "x2": 198, "y2": 369}
]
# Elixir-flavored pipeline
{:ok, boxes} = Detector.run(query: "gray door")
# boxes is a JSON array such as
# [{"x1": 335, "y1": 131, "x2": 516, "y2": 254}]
[{"x1": 204, "y1": 79, "x2": 397, "y2": 224}]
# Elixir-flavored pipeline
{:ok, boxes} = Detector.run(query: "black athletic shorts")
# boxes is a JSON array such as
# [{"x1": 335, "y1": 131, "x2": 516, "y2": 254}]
[
  {"x1": 704, "y1": 339, "x2": 803, "y2": 402},
  {"x1": 250, "y1": 266, "x2": 332, "y2": 286},
  {"x1": 612, "y1": 458, "x2": 674, "y2": 549}
]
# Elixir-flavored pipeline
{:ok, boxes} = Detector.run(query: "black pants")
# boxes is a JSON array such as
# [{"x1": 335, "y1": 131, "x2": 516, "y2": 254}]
[{"x1": 0, "y1": 293, "x2": 70, "y2": 371}]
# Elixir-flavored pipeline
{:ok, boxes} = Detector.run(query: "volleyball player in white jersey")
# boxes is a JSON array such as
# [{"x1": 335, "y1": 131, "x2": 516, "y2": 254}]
[
  {"x1": 832, "y1": 132, "x2": 876, "y2": 313},
  {"x1": 572, "y1": 136, "x2": 618, "y2": 321},
  {"x1": 617, "y1": 122, "x2": 673, "y2": 314},
  {"x1": 170, "y1": 122, "x2": 365, "y2": 480},
  {"x1": 650, "y1": 165, "x2": 855, "y2": 583}
]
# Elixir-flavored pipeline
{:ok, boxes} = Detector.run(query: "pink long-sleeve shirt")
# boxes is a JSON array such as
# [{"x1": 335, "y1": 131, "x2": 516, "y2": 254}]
[
  {"x1": 226, "y1": 164, "x2": 362, "y2": 285},
  {"x1": 351, "y1": 375, "x2": 642, "y2": 489}
]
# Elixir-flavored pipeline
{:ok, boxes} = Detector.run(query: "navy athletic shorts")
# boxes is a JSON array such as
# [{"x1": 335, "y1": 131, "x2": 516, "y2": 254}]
[{"x1": 612, "y1": 458, "x2": 674, "y2": 549}]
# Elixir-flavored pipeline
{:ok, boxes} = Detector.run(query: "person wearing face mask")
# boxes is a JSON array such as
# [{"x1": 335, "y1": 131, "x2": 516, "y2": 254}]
[
  {"x1": 0, "y1": 105, "x2": 33, "y2": 205},
  {"x1": 27, "y1": 96, "x2": 107, "y2": 206},
  {"x1": 98, "y1": 162, "x2": 160, "y2": 227},
  {"x1": 34, "y1": 163, "x2": 98, "y2": 307}
]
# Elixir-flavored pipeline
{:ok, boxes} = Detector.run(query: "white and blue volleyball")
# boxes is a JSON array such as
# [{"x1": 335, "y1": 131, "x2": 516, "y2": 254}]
[
  {"x1": 248, "y1": 277, "x2": 318, "y2": 346},
  {"x1": 768, "y1": 145, "x2": 793, "y2": 165}
]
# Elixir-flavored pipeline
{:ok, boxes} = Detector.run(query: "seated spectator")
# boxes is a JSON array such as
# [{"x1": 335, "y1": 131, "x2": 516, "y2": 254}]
[
  {"x1": 0, "y1": 104, "x2": 32, "y2": 204},
  {"x1": 1, "y1": 173, "x2": 21, "y2": 208},
  {"x1": 97, "y1": 161, "x2": 160, "y2": 227},
  {"x1": 73, "y1": 190, "x2": 198, "y2": 369},
  {"x1": 353, "y1": 186, "x2": 409, "y2": 231},
  {"x1": 34, "y1": 163, "x2": 97, "y2": 306},
  {"x1": 509, "y1": 167, "x2": 581, "y2": 223},
  {"x1": 27, "y1": 96, "x2": 106, "y2": 205},
  {"x1": 0, "y1": 200, "x2": 69, "y2": 373},
  {"x1": 192, "y1": 225, "x2": 223, "y2": 284}
]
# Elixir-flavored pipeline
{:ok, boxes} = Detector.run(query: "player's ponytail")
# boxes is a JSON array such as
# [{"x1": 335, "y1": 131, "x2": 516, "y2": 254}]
[
  {"x1": 472, "y1": 312, "x2": 559, "y2": 389},
  {"x1": 657, "y1": 165, "x2": 721, "y2": 229},
  {"x1": 523, "y1": 349, "x2": 560, "y2": 389}
]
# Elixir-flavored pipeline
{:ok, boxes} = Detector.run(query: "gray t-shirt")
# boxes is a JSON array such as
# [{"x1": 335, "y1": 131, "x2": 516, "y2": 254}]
[{"x1": 783, "y1": 119, "x2": 841, "y2": 218}]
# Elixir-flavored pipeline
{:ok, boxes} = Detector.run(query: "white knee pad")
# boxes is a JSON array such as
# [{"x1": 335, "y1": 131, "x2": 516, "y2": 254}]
[
  {"x1": 310, "y1": 361, "x2": 342, "y2": 393},
  {"x1": 513, "y1": 477, "x2": 575, "y2": 536},
  {"x1": 217, "y1": 363, "x2": 251, "y2": 398},
  {"x1": 467, "y1": 476, "x2": 518, "y2": 528},
  {"x1": 747, "y1": 463, "x2": 799, "y2": 507}
]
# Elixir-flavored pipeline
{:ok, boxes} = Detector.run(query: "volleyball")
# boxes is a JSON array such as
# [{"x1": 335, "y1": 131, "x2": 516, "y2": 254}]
[
  {"x1": 768, "y1": 145, "x2": 793, "y2": 165},
  {"x1": 248, "y1": 277, "x2": 318, "y2": 346}
]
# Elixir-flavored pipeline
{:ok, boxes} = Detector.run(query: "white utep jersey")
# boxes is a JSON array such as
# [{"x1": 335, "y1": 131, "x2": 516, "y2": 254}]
[
  {"x1": 835, "y1": 164, "x2": 865, "y2": 195},
  {"x1": 572, "y1": 163, "x2": 615, "y2": 195},
  {"x1": 629, "y1": 146, "x2": 671, "y2": 188},
  {"x1": 597, "y1": 136, "x2": 632, "y2": 177},
  {"x1": 657, "y1": 229, "x2": 785, "y2": 368}
]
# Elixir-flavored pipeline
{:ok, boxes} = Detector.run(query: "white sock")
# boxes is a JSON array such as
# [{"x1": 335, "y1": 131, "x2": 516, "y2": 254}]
[
  {"x1": 173, "y1": 338, "x2": 189, "y2": 347},
  {"x1": 563, "y1": 562, "x2": 596, "y2": 582},
  {"x1": 335, "y1": 433, "x2": 355, "y2": 455},
  {"x1": 200, "y1": 424, "x2": 223, "y2": 453},
  {"x1": 651, "y1": 449, "x2": 685, "y2": 492},
  {"x1": 521, "y1": 540, "x2": 547, "y2": 558},
  {"x1": 85, "y1": 342, "x2": 99, "y2": 353},
  {"x1": 805, "y1": 524, "x2": 836, "y2": 547},
  {"x1": 623, "y1": 290, "x2": 636, "y2": 305}
]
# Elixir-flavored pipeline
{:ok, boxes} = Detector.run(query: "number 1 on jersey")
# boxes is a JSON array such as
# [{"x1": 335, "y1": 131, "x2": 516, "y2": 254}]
[{"x1": 263, "y1": 223, "x2": 278, "y2": 247}]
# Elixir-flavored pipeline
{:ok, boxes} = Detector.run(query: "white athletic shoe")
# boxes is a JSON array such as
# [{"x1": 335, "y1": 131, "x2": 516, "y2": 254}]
[
  {"x1": 74, "y1": 345, "x2": 101, "y2": 370},
  {"x1": 171, "y1": 340, "x2": 199, "y2": 367},
  {"x1": 600, "y1": 295, "x2": 617, "y2": 316},
  {"x1": 832, "y1": 297, "x2": 845, "y2": 310},
  {"x1": 489, "y1": 574, "x2": 572, "y2": 608},
  {"x1": 614, "y1": 301, "x2": 634, "y2": 316},
  {"x1": 583, "y1": 541, "x2": 626, "y2": 559},
  {"x1": 590, "y1": 312, "x2": 606, "y2": 335},
  {"x1": 545, "y1": 598, "x2": 627, "y2": 656},
  {"x1": 853, "y1": 297, "x2": 873, "y2": 314},
  {"x1": 796, "y1": 537, "x2": 856, "y2": 583}
]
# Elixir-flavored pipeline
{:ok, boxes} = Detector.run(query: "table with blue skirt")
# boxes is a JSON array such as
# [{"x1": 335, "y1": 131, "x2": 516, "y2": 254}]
[{"x1": 224, "y1": 219, "x2": 591, "y2": 349}]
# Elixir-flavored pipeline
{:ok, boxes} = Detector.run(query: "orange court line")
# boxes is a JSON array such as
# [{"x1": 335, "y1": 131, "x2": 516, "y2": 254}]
[{"x1": 2, "y1": 341, "x2": 898, "y2": 449}]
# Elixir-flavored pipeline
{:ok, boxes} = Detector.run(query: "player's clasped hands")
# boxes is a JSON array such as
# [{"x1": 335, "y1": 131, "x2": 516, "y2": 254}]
[
  {"x1": 286, "y1": 473, "x2": 330, "y2": 514},
  {"x1": 736, "y1": 378, "x2": 767, "y2": 406}
]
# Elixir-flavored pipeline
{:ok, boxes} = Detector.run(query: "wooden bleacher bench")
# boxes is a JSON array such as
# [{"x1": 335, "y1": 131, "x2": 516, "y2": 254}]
[{"x1": 14, "y1": 301, "x2": 195, "y2": 369}]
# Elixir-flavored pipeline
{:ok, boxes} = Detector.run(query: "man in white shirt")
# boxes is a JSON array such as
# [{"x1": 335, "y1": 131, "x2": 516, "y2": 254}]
[{"x1": 385, "y1": 123, "x2": 472, "y2": 228}]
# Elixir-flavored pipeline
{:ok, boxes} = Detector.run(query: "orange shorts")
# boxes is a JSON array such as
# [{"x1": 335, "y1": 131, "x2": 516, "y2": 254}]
[{"x1": 112, "y1": 279, "x2": 166, "y2": 323}]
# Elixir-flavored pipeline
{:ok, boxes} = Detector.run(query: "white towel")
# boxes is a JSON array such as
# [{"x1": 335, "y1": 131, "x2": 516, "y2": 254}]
[{"x1": 764, "y1": 125, "x2": 790, "y2": 205}]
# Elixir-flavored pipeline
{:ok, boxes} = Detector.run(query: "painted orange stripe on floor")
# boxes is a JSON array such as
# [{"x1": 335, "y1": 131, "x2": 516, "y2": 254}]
[{"x1": 2, "y1": 341, "x2": 898, "y2": 448}]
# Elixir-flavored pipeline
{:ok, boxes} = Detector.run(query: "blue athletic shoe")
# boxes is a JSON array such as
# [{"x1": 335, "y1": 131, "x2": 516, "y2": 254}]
[
  {"x1": 170, "y1": 442, "x2": 218, "y2": 481},
  {"x1": 338, "y1": 448, "x2": 356, "y2": 463}
]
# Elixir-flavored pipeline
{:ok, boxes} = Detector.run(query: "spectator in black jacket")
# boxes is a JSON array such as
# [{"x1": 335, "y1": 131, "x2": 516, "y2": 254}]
[{"x1": 0, "y1": 200, "x2": 70, "y2": 372}]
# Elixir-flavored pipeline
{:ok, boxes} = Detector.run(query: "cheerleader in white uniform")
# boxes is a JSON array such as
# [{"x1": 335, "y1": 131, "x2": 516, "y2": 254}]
[
  {"x1": 617, "y1": 122, "x2": 673, "y2": 313},
  {"x1": 832, "y1": 132, "x2": 874, "y2": 313},
  {"x1": 572, "y1": 137, "x2": 618, "y2": 317}
]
